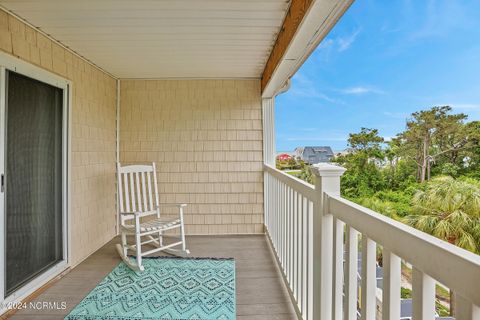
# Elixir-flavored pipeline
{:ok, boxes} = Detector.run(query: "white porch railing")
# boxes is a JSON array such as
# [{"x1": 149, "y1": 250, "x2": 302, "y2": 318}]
[
  {"x1": 264, "y1": 164, "x2": 316, "y2": 320},
  {"x1": 264, "y1": 163, "x2": 480, "y2": 320}
]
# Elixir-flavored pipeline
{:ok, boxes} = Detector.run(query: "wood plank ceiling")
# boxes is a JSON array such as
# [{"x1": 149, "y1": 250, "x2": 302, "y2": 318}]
[{"x1": 0, "y1": 0, "x2": 291, "y2": 79}]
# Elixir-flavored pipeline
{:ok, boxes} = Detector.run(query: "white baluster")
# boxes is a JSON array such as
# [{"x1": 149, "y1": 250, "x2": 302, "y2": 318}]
[
  {"x1": 361, "y1": 235, "x2": 376, "y2": 320},
  {"x1": 333, "y1": 218, "x2": 345, "y2": 320},
  {"x1": 412, "y1": 267, "x2": 436, "y2": 320},
  {"x1": 307, "y1": 201, "x2": 314, "y2": 320},
  {"x1": 293, "y1": 190, "x2": 298, "y2": 299},
  {"x1": 302, "y1": 197, "x2": 308, "y2": 317},
  {"x1": 297, "y1": 192, "x2": 303, "y2": 306},
  {"x1": 456, "y1": 294, "x2": 480, "y2": 320},
  {"x1": 382, "y1": 249, "x2": 401, "y2": 320},
  {"x1": 345, "y1": 226, "x2": 359, "y2": 320}
]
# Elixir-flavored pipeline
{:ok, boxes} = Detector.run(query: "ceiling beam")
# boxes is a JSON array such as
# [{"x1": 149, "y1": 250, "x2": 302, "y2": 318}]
[{"x1": 261, "y1": 0, "x2": 313, "y2": 92}]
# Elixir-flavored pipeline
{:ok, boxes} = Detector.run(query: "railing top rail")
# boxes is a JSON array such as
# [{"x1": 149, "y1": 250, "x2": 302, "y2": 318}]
[
  {"x1": 326, "y1": 193, "x2": 480, "y2": 306},
  {"x1": 263, "y1": 164, "x2": 316, "y2": 201}
]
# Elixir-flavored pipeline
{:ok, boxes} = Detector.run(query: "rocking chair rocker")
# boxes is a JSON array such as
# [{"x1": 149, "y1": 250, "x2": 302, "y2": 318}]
[{"x1": 116, "y1": 162, "x2": 189, "y2": 271}]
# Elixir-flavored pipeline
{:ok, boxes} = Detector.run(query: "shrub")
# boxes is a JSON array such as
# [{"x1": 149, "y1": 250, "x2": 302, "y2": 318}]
[{"x1": 401, "y1": 287, "x2": 412, "y2": 299}]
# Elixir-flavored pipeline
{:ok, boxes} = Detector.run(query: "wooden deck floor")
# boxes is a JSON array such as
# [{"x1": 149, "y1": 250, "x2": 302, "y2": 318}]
[{"x1": 9, "y1": 235, "x2": 297, "y2": 320}]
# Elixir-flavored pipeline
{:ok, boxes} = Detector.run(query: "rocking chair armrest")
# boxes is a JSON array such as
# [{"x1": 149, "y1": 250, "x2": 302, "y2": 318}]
[
  {"x1": 155, "y1": 204, "x2": 187, "y2": 220},
  {"x1": 120, "y1": 211, "x2": 141, "y2": 217}
]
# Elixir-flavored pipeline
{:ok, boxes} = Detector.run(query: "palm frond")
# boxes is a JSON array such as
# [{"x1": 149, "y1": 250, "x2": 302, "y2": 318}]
[{"x1": 405, "y1": 176, "x2": 480, "y2": 253}]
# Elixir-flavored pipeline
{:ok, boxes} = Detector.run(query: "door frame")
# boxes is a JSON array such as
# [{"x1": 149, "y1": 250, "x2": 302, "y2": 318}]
[{"x1": 0, "y1": 52, "x2": 72, "y2": 311}]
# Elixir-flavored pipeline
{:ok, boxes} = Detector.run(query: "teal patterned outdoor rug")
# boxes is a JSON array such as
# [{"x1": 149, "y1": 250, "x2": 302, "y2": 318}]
[{"x1": 65, "y1": 257, "x2": 235, "y2": 320}]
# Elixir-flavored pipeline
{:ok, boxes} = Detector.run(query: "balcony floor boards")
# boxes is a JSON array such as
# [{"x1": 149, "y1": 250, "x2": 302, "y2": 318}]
[{"x1": 9, "y1": 235, "x2": 297, "y2": 320}]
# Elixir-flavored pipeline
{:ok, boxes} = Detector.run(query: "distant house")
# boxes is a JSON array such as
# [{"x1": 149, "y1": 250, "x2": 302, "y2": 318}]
[
  {"x1": 276, "y1": 153, "x2": 293, "y2": 161},
  {"x1": 294, "y1": 146, "x2": 334, "y2": 164}
]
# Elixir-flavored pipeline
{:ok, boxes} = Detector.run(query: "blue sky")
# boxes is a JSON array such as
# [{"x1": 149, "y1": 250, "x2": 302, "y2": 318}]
[{"x1": 275, "y1": 0, "x2": 480, "y2": 151}]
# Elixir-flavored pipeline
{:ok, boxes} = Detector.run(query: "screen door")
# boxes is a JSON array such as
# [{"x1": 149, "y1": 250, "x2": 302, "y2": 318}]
[{"x1": 4, "y1": 70, "x2": 64, "y2": 295}]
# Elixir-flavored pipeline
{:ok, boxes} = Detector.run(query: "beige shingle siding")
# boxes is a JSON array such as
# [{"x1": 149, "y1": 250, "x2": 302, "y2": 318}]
[
  {"x1": 0, "y1": 11, "x2": 117, "y2": 266},
  {"x1": 120, "y1": 79, "x2": 264, "y2": 234}
]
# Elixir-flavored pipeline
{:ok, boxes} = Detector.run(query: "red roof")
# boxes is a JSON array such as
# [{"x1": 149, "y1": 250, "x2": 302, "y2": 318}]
[{"x1": 277, "y1": 153, "x2": 292, "y2": 161}]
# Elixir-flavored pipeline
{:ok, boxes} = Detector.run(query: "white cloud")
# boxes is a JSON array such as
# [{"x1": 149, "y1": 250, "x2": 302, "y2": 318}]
[
  {"x1": 316, "y1": 29, "x2": 361, "y2": 59},
  {"x1": 380, "y1": 24, "x2": 403, "y2": 34},
  {"x1": 289, "y1": 73, "x2": 339, "y2": 103},
  {"x1": 318, "y1": 38, "x2": 335, "y2": 50},
  {"x1": 341, "y1": 86, "x2": 385, "y2": 95},
  {"x1": 337, "y1": 29, "x2": 361, "y2": 52},
  {"x1": 290, "y1": 87, "x2": 336, "y2": 102},
  {"x1": 408, "y1": 1, "x2": 472, "y2": 41},
  {"x1": 382, "y1": 1, "x2": 474, "y2": 57}
]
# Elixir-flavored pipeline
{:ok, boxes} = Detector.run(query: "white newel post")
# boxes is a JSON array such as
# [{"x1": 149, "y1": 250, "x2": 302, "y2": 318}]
[{"x1": 311, "y1": 163, "x2": 346, "y2": 320}]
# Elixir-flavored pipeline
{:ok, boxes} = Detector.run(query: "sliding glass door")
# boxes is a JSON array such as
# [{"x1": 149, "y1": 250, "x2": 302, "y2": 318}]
[
  {"x1": 0, "y1": 57, "x2": 69, "y2": 304},
  {"x1": 4, "y1": 71, "x2": 64, "y2": 295}
]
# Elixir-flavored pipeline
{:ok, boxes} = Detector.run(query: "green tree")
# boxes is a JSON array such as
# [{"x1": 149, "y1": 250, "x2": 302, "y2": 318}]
[
  {"x1": 396, "y1": 106, "x2": 471, "y2": 183},
  {"x1": 297, "y1": 160, "x2": 314, "y2": 184},
  {"x1": 403, "y1": 176, "x2": 480, "y2": 316},
  {"x1": 334, "y1": 128, "x2": 385, "y2": 197},
  {"x1": 355, "y1": 197, "x2": 398, "y2": 219},
  {"x1": 458, "y1": 121, "x2": 480, "y2": 177},
  {"x1": 348, "y1": 127, "x2": 385, "y2": 169},
  {"x1": 403, "y1": 176, "x2": 480, "y2": 253}
]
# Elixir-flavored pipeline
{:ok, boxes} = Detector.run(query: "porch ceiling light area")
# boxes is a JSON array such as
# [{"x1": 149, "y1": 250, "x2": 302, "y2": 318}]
[{"x1": 0, "y1": 0, "x2": 290, "y2": 78}]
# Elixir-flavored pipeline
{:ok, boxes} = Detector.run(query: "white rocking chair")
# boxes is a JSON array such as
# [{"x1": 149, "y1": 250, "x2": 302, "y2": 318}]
[{"x1": 116, "y1": 162, "x2": 189, "y2": 271}]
